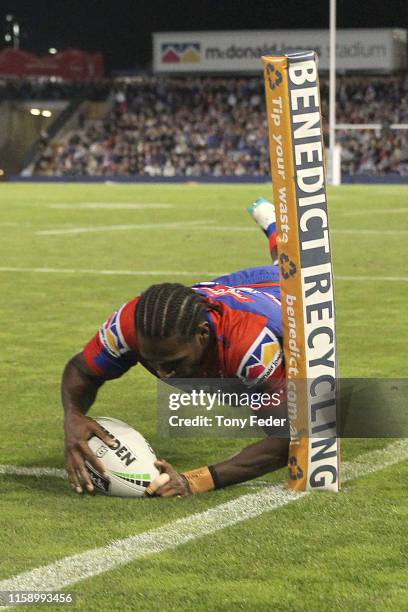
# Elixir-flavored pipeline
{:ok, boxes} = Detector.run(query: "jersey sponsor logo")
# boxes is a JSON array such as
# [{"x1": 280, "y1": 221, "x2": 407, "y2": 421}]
[
  {"x1": 99, "y1": 306, "x2": 129, "y2": 358},
  {"x1": 237, "y1": 327, "x2": 283, "y2": 387}
]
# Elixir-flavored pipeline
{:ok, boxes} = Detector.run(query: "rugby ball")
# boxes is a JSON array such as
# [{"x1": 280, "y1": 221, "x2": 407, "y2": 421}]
[{"x1": 85, "y1": 417, "x2": 160, "y2": 497}]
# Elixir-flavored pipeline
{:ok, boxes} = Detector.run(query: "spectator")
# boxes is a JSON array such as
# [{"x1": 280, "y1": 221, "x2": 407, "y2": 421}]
[{"x1": 4, "y1": 74, "x2": 404, "y2": 178}]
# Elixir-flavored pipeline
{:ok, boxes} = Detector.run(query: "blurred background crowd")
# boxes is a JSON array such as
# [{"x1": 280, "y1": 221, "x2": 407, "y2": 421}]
[{"x1": 3, "y1": 74, "x2": 406, "y2": 178}]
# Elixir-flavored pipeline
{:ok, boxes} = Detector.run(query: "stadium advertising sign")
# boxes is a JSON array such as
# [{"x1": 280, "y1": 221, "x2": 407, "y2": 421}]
[
  {"x1": 0, "y1": 48, "x2": 104, "y2": 80},
  {"x1": 262, "y1": 52, "x2": 340, "y2": 492},
  {"x1": 153, "y1": 29, "x2": 407, "y2": 73}
]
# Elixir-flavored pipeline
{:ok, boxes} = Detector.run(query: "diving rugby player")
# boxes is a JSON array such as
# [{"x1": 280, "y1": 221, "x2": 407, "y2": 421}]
[{"x1": 62, "y1": 198, "x2": 289, "y2": 496}]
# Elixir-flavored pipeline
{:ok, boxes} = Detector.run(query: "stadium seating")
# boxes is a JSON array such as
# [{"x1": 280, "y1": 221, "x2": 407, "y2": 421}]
[{"x1": 4, "y1": 75, "x2": 407, "y2": 177}]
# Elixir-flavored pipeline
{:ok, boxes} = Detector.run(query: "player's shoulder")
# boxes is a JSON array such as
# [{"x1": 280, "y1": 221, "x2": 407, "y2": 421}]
[
  {"x1": 100, "y1": 295, "x2": 140, "y2": 355},
  {"x1": 193, "y1": 282, "x2": 284, "y2": 385},
  {"x1": 208, "y1": 298, "x2": 283, "y2": 386},
  {"x1": 82, "y1": 295, "x2": 141, "y2": 379}
]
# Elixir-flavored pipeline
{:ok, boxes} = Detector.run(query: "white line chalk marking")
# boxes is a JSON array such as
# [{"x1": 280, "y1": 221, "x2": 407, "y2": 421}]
[
  {"x1": 36, "y1": 220, "x2": 210, "y2": 235},
  {"x1": 333, "y1": 228, "x2": 408, "y2": 235},
  {"x1": 35, "y1": 224, "x2": 408, "y2": 236},
  {"x1": 0, "y1": 267, "x2": 407, "y2": 282},
  {"x1": 0, "y1": 464, "x2": 269, "y2": 487},
  {"x1": 0, "y1": 267, "x2": 221, "y2": 277},
  {"x1": 0, "y1": 465, "x2": 66, "y2": 478},
  {"x1": 49, "y1": 203, "x2": 174, "y2": 210},
  {"x1": 343, "y1": 208, "x2": 408, "y2": 217},
  {"x1": 335, "y1": 275, "x2": 408, "y2": 282},
  {"x1": 0, "y1": 440, "x2": 407, "y2": 598}
]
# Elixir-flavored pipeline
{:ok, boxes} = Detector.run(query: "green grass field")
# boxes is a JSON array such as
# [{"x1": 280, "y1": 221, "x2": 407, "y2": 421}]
[{"x1": 0, "y1": 182, "x2": 407, "y2": 611}]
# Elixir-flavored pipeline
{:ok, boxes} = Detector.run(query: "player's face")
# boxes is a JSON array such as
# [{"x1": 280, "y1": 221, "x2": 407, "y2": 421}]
[{"x1": 138, "y1": 321, "x2": 211, "y2": 379}]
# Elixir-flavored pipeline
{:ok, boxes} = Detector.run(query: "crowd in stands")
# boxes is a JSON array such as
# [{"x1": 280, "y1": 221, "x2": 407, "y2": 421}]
[
  {"x1": 324, "y1": 75, "x2": 408, "y2": 175},
  {"x1": 0, "y1": 77, "x2": 110, "y2": 101},
  {"x1": 6, "y1": 74, "x2": 406, "y2": 177}
]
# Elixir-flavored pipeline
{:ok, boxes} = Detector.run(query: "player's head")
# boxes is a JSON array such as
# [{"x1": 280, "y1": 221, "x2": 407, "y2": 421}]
[{"x1": 135, "y1": 283, "x2": 216, "y2": 378}]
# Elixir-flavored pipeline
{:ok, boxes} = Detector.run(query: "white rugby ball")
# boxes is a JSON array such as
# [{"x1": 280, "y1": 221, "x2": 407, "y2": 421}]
[{"x1": 85, "y1": 417, "x2": 159, "y2": 497}]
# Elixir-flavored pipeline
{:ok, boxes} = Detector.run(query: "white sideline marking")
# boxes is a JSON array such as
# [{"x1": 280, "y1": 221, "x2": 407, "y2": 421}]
[
  {"x1": 36, "y1": 220, "x2": 210, "y2": 236},
  {"x1": 0, "y1": 267, "x2": 407, "y2": 282},
  {"x1": 0, "y1": 439, "x2": 407, "y2": 598},
  {"x1": 49, "y1": 203, "x2": 174, "y2": 210},
  {"x1": 341, "y1": 439, "x2": 408, "y2": 481}
]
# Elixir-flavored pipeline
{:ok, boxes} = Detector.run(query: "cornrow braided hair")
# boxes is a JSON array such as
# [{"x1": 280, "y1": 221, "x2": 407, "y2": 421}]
[{"x1": 136, "y1": 283, "x2": 220, "y2": 339}]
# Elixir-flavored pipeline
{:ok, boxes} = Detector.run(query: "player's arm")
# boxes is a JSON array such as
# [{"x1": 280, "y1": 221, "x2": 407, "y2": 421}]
[
  {"x1": 155, "y1": 388, "x2": 288, "y2": 496},
  {"x1": 62, "y1": 352, "x2": 117, "y2": 494},
  {"x1": 152, "y1": 436, "x2": 288, "y2": 497},
  {"x1": 62, "y1": 352, "x2": 104, "y2": 416},
  {"x1": 211, "y1": 436, "x2": 288, "y2": 485},
  {"x1": 154, "y1": 386, "x2": 288, "y2": 496},
  {"x1": 152, "y1": 318, "x2": 288, "y2": 497},
  {"x1": 62, "y1": 300, "x2": 139, "y2": 493}
]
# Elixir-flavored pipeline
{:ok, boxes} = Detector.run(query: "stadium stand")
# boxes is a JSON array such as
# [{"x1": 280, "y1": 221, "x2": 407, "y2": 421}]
[
  {"x1": 0, "y1": 77, "x2": 111, "y2": 101},
  {"x1": 3, "y1": 75, "x2": 407, "y2": 178}
]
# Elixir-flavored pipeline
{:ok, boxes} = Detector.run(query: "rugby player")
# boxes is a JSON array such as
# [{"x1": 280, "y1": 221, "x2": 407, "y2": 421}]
[{"x1": 62, "y1": 198, "x2": 289, "y2": 496}]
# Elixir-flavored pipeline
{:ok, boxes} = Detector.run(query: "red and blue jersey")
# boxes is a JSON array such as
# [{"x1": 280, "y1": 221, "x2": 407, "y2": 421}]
[{"x1": 83, "y1": 265, "x2": 285, "y2": 395}]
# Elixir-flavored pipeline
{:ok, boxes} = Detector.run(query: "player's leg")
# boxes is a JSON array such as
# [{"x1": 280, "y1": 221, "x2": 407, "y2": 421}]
[
  {"x1": 206, "y1": 265, "x2": 281, "y2": 303},
  {"x1": 204, "y1": 196, "x2": 280, "y2": 299},
  {"x1": 210, "y1": 265, "x2": 280, "y2": 291},
  {"x1": 247, "y1": 197, "x2": 278, "y2": 264}
]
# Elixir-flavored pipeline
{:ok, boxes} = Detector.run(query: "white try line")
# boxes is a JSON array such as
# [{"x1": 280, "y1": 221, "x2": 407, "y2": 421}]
[
  {"x1": 0, "y1": 439, "x2": 407, "y2": 599},
  {"x1": 0, "y1": 464, "x2": 269, "y2": 487},
  {"x1": 49, "y1": 203, "x2": 174, "y2": 210},
  {"x1": 0, "y1": 267, "x2": 407, "y2": 282},
  {"x1": 0, "y1": 465, "x2": 66, "y2": 478}
]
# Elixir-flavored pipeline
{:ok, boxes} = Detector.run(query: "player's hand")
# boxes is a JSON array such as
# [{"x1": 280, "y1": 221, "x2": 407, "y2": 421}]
[
  {"x1": 147, "y1": 459, "x2": 191, "y2": 497},
  {"x1": 64, "y1": 411, "x2": 115, "y2": 494}
]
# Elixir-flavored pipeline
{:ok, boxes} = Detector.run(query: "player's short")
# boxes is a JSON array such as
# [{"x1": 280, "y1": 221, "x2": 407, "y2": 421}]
[{"x1": 211, "y1": 265, "x2": 281, "y2": 301}]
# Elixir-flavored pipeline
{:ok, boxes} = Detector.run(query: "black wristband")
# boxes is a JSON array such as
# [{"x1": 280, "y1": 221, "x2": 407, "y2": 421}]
[{"x1": 208, "y1": 465, "x2": 222, "y2": 489}]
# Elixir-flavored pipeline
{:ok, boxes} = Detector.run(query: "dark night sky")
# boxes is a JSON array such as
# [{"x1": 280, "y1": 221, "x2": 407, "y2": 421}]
[{"x1": 2, "y1": 0, "x2": 408, "y2": 72}]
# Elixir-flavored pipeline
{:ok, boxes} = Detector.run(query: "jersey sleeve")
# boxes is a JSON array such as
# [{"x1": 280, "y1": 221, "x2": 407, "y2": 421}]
[{"x1": 82, "y1": 298, "x2": 140, "y2": 380}]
